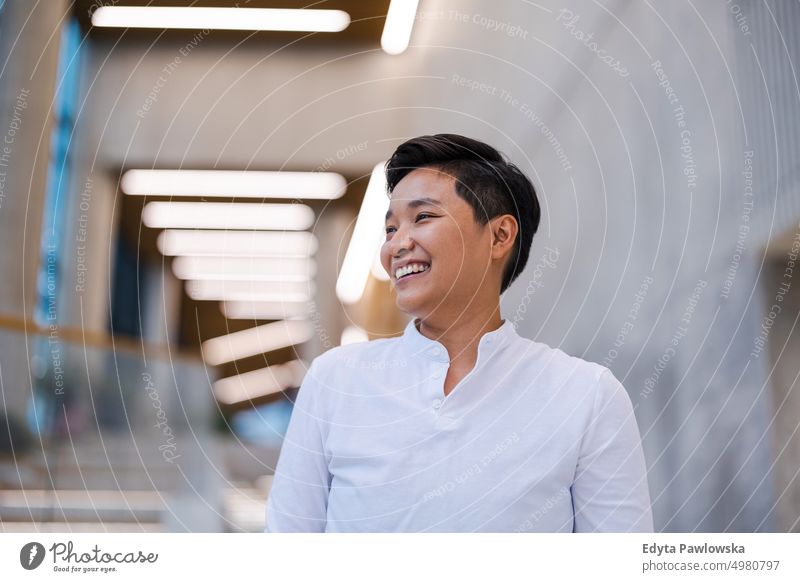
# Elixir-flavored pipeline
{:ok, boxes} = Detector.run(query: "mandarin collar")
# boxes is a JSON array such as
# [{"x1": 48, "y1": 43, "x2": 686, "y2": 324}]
[{"x1": 402, "y1": 317, "x2": 517, "y2": 363}]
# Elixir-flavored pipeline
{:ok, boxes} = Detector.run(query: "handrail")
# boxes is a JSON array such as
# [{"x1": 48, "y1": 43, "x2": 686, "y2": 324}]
[{"x1": 0, "y1": 312, "x2": 204, "y2": 363}]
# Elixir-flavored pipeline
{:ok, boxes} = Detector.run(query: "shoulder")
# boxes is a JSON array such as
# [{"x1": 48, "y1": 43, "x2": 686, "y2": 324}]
[
  {"x1": 518, "y1": 340, "x2": 637, "y2": 436},
  {"x1": 510, "y1": 334, "x2": 607, "y2": 387},
  {"x1": 311, "y1": 335, "x2": 404, "y2": 370},
  {"x1": 507, "y1": 335, "x2": 633, "y2": 415},
  {"x1": 300, "y1": 336, "x2": 406, "y2": 407},
  {"x1": 314, "y1": 337, "x2": 401, "y2": 366}
]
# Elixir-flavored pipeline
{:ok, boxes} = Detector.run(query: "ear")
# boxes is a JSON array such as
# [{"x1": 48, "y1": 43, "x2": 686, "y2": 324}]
[{"x1": 490, "y1": 214, "x2": 518, "y2": 262}]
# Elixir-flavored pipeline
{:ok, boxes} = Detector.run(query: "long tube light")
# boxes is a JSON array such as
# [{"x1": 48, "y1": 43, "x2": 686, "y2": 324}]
[
  {"x1": 122, "y1": 169, "x2": 346, "y2": 200},
  {"x1": 157, "y1": 229, "x2": 318, "y2": 257},
  {"x1": 341, "y1": 325, "x2": 369, "y2": 345},
  {"x1": 381, "y1": 0, "x2": 419, "y2": 55},
  {"x1": 92, "y1": 6, "x2": 351, "y2": 33},
  {"x1": 172, "y1": 256, "x2": 316, "y2": 282},
  {"x1": 221, "y1": 301, "x2": 309, "y2": 321},
  {"x1": 213, "y1": 360, "x2": 308, "y2": 405},
  {"x1": 336, "y1": 162, "x2": 388, "y2": 304},
  {"x1": 186, "y1": 279, "x2": 314, "y2": 302},
  {"x1": 202, "y1": 319, "x2": 313, "y2": 365},
  {"x1": 370, "y1": 245, "x2": 390, "y2": 281},
  {"x1": 143, "y1": 201, "x2": 315, "y2": 231}
]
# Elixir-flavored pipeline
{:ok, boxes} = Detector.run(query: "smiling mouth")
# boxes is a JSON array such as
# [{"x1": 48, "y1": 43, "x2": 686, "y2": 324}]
[{"x1": 395, "y1": 263, "x2": 431, "y2": 284}]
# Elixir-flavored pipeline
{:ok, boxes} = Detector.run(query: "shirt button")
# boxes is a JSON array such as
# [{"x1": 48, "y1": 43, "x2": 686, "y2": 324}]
[
  {"x1": 429, "y1": 347, "x2": 440, "y2": 356},
  {"x1": 433, "y1": 399, "x2": 442, "y2": 410},
  {"x1": 432, "y1": 369, "x2": 442, "y2": 379}
]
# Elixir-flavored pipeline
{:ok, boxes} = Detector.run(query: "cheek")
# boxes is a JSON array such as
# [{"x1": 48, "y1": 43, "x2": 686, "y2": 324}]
[
  {"x1": 448, "y1": 231, "x2": 488, "y2": 278},
  {"x1": 441, "y1": 227, "x2": 469, "y2": 260}
]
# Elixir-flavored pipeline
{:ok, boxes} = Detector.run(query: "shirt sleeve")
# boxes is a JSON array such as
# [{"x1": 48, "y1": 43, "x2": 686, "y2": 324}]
[
  {"x1": 264, "y1": 359, "x2": 331, "y2": 532},
  {"x1": 571, "y1": 368, "x2": 654, "y2": 532}
]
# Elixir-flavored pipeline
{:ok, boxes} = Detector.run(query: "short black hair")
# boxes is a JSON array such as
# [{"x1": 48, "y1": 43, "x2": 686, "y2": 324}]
[{"x1": 385, "y1": 133, "x2": 540, "y2": 294}]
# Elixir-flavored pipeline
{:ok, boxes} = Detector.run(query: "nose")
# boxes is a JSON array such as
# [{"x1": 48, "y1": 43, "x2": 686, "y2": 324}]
[{"x1": 388, "y1": 222, "x2": 415, "y2": 259}]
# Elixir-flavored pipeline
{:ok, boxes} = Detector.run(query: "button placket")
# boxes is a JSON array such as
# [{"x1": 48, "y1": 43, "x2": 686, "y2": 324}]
[
  {"x1": 429, "y1": 359, "x2": 448, "y2": 413},
  {"x1": 406, "y1": 317, "x2": 513, "y2": 420}
]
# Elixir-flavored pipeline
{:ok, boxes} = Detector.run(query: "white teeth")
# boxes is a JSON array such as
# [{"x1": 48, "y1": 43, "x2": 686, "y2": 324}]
[{"x1": 395, "y1": 263, "x2": 429, "y2": 279}]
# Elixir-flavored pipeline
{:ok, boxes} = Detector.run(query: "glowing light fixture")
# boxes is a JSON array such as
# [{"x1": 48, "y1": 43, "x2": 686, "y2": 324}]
[
  {"x1": 221, "y1": 301, "x2": 308, "y2": 321},
  {"x1": 336, "y1": 163, "x2": 388, "y2": 304},
  {"x1": 213, "y1": 360, "x2": 308, "y2": 405},
  {"x1": 121, "y1": 169, "x2": 346, "y2": 200},
  {"x1": 92, "y1": 6, "x2": 350, "y2": 33},
  {"x1": 172, "y1": 256, "x2": 315, "y2": 282},
  {"x1": 157, "y1": 229, "x2": 318, "y2": 257},
  {"x1": 186, "y1": 279, "x2": 314, "y2": 302},
  {"x1": 381, "y1": 0, "x2": 419, "y2": 55},
  {"x1": 370, "y1": 245, "x2": 390, "y2": 281},
  {"x1": 341, "y1": 325, "x2": 369, "y2": 345},
  {"x1": 202, "y1": 319, "x2": 313, "y2": 365},
  {"x1": 143, "y1": 201, "x2": 314, "y2": 231}
]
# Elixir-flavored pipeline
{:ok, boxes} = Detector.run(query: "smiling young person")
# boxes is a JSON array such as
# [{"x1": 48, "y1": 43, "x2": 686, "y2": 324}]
[{"x1": 265, "y1": 134, "x2": 653, "y2": 532}]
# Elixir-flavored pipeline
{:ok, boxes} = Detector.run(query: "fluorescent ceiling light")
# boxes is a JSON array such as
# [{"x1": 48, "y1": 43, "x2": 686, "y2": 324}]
[
  {"x1": 221, "y1": 300, "x2": 308, "y2": 320},
  {"x1": 336, "y1": 163, "x2": 389, "y2": 304},
  {"x1": 213, "y1": 360, "x2": 308, "y2": 405},
  {"x1": 143, "y1": 201, "x2": 314, "y2": 231},
  {"x1": 172, "y1": 256, "x2": 316, "y2": 282},
  {"x1": 341, "y1": 325, "x2": 369, "y2": 345},
  {"x1": 92, "y1": 6, "x2": 350, "y2": 33},
  {"x1": 122, "y1": 169, "x2": 346, "y2": 200},
  {"x1": 370, "y1": 245, "x2": 390, "y2": 281},
  {"x1": 157, "y1": 229, "x2": 318, "y2": 257},
  {"x1": 203, "y1": 319, "x2": 313, "y2": 365},
  {"x1": 186, "y1": 279, "x2": 314, "y2": 302},
  {"x1": 381, "y1": 0, "x2": 419, "y2": 55}
]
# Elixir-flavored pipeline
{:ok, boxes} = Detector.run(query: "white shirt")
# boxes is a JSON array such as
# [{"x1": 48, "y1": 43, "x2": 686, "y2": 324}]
[{"x1": 265, "y1": 317, "x2": 653, "y2": 532}]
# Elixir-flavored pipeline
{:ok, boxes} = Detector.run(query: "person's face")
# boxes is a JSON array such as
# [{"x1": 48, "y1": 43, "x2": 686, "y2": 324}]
[{"x1": 380, "y1": 167, "x2": 497, "y2": 320}]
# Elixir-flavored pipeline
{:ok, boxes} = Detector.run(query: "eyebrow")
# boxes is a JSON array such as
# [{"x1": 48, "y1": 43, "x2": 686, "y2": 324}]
[{"x1": 385, "y1": 197, "x2": 440, "y2": 222}]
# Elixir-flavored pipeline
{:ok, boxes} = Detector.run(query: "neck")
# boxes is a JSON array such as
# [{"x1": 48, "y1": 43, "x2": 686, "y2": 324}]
[{"x1": 415, "y1": 304, "x2": 503, "y2": 368}]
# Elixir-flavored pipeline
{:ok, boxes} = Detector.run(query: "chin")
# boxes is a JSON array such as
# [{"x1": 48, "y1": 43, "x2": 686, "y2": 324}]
[
  {"x1": 394, "y1": 294, "x2": 427, "y2": 318},
  {"x1": 395, "y1": 299, "x2": 418, "y2": 316}
]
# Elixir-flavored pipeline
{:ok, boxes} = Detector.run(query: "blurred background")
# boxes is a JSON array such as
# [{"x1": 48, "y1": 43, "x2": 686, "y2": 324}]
[{"x1": 0, "y1": 0, "x2": 798, "y2": 532}]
